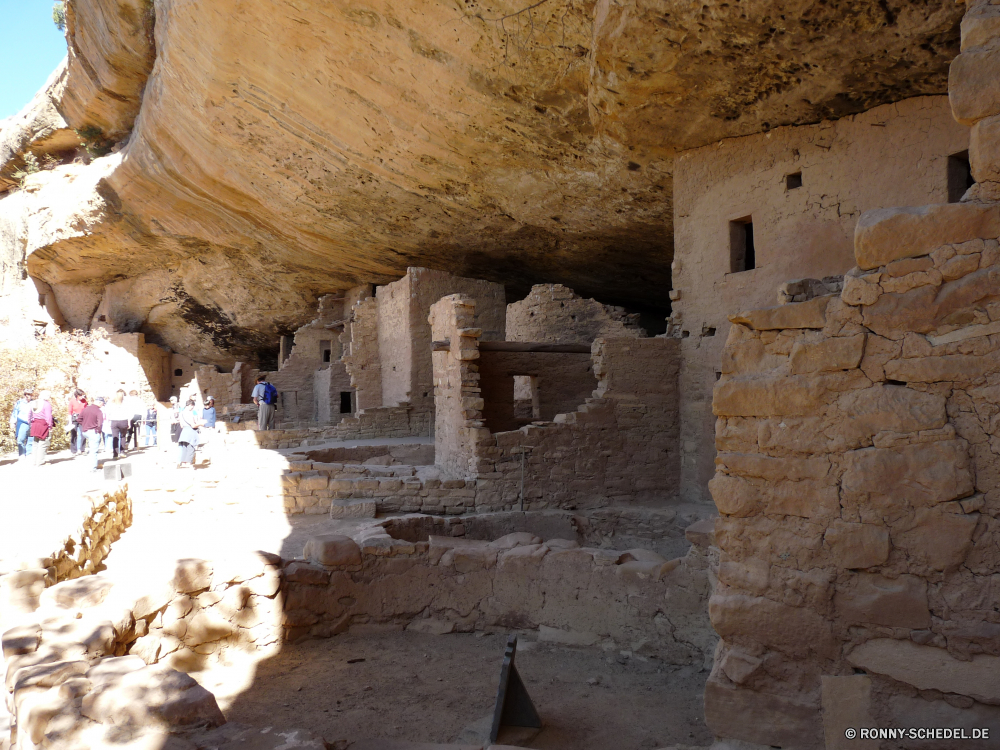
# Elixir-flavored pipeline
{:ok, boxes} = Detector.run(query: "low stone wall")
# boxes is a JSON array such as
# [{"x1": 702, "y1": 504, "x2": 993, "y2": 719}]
[
  {"x1": 280, "y1": 521, "x2": 718, "y2": 664},
  {"x1": 301, "y1": 443, "x2": 434, "y2": 465},
  {"x1": 218, "y1": 404, "x2": 432, "y2": 450},
  {"x1": 0, "y1": 485, "x2": 131, "y2": 621},
  {"x1": 0, "y1": 553, "x2": 302, "y2": 750}
]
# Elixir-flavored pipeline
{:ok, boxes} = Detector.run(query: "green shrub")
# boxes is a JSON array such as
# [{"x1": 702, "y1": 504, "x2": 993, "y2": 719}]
[{"x1": 53, "y1": 1, "x2": 66, "y2": 31}]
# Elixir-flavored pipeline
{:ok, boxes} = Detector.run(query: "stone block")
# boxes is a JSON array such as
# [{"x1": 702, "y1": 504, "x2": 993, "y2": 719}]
[
  {"x1": 713, "y1": 375, "x2": 824, "y2": 417},
  {"x1": 283, "y1": 561, "x2": 330, "y2": 585},
  {"x1": 717, "y1": 452, "x2": 829, "y2": 482},
  {"x1": 830, "y1": 385, "x2": 946, "y2": 448},
  {"x1": 950, "y1": 45, "x2": 1000, "y2": 125},
  {"x1": 80, "y1": 662, "x2": 226, "y2": 728},
  {"x1": 855, "y1": 203, "x2": 1000, "y2": 270},
  {"x1": 328, "y1": 499, "x2": 377, "y2": 519},
  {"x1": 298, "y1": 472, "x2": 329, "y2": 491},
  {"x1": 709, "y1": 593, "x2": 836, "y2": 658},
  {"x1": 821, "y1": 675, "x2": 878, "y2": 750},
  {"x1": 971, "y1": 114, "x2": 1000, "y2": 184},
  {"x1": 729, "y1": 296, "x2": 831, "y2": 330},
  {"x1": 245, "y1": 569, "x2": 281, "y2": 597},
  {"x1": 823, "y1": 520, "x2": 890, "y2": 568},
  {"x1": 170, "y1": 559, "x2": 214, "y2": 594},
  {"x1": 789, "y1": 334, "x2": 865, "y2": 374},
  {"x1": 842, "y1": 273, "x2": 881, "y2": 306},
  {"x1": 835, "y1": 573, "x2": 930, "y2": 628},
  {"x1": 183, "y1": 611, "x2": 235, "y2": 645},
  {"x1": 2, "y1": 624, "x2": 41, "y2": 658},
  {"x1": 892, "y1": 507, "x2": 978, "y2": 571},
  {"x1": 719, "y1": 647, "x2": 762, "y2": 685},
  {"x1": 841, "y1": 439, "x2": 974, "y2": 509},
  {"x1": 304, "y1": 535, "x2": 362, "y2": 567},
  {"x1": 0, "y1": 569, "x2": 47, "y2": 614},
  {"x1": 708, "y1": 474, "x2": 758, "y2": 517},
  {"x1": 704, "y1": 674, "x2": 823, "y2": 750},
  {"x1": 848, "y1": 638, "x2": 1000, "y2": 705},
  {"x1": 39, "y1": 575, "x2": 115, "y2": 610}
]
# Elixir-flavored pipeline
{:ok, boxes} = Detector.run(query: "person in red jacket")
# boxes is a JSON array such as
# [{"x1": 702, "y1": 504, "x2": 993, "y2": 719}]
[
  {"x1": 28, "y1": 391, "x2": 54, "y2": 467},
  {"x1": 78, "y1": 397, "x2": 105, "y2": 473},
  {"x1": 67, "y1": 389, "x2": 88, "y2": 456}
]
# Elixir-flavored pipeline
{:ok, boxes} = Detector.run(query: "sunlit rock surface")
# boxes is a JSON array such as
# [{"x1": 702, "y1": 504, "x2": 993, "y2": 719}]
[{"x1": 0, "y1": 0, "x2": 963, "y2": 364}]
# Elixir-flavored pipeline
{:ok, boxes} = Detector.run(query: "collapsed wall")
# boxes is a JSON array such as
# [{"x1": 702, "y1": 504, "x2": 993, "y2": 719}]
[
  {"x1": 506, "y1": 284, "x2": 644, "y2": 344},
  {"x1": 431, "y1": 294, "x2": 680, "y2": 508},
  {"x1": 706, "y1": 6, "x2": 1000, "y2": 746}
]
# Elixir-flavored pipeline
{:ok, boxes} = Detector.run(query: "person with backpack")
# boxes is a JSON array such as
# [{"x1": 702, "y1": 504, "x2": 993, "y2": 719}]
[
  {"x1": 251, "y1": 375, "x2": 277, "y2": 431},
  {"x1": 28, "y1": 390, "x2": 54, "y2": 467}
]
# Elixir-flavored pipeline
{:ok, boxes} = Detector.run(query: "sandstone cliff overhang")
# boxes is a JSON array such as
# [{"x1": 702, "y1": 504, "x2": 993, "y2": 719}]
[{"x1": 0, "y1": 0, "x2": 964, "y2": 365}]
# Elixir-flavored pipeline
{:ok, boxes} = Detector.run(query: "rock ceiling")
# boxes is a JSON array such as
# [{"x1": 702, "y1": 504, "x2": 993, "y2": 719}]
[{"x1": 0, "y1": 0, "x2": 963, "y2": 365}]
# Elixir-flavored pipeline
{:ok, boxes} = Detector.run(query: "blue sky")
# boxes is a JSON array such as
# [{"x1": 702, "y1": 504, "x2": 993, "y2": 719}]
[{"x1": 0, "y1": 1, "x2": 68, "y2": 120}]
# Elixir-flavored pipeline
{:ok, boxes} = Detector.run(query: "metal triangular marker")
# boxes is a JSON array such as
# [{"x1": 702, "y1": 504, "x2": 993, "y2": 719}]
[{"x1": 489, "y1": 634, "x2": 542, "y2": 744}]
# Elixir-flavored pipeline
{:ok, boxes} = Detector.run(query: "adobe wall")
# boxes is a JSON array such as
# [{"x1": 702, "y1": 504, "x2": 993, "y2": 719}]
[
  {"x1": 706, "y1": 10, "x2": 1000, "y2": 745},
  {"x1": 377, "y1": 267, "x2": 505, "y2": 414},
  {"x1": 506, "y1": 284, "x2": 644, "y2": 344},
  {"x1": 478, "y1": 350, "x2": 596, "y2": 432},
  {"x1": 343, "y1": 296, "x2": 381, "y2": 410},
  {"x1": 267, "y1": 291, "x2": 367, "y2": 424},
  {"x1": 673, "y1": 95, "x2": 971, "y2": 504}
]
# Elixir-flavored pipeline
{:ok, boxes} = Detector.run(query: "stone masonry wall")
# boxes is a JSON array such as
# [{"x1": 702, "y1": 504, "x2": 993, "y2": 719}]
[
  {"x1": 478, "y1": 350, "x2": 596, "y2": 432},
  {"x1": 430, "y1": 295, "x2": 682, "y2": 509},
  {"x1": 343, "y1": 296, "x2": 381, "y2": 410},
  {"x1": 673, "y1": 96, "x2": 971, "y2": 506},
  {"x1": 0, "y1": 485, "x2": 132, "y2": 621},
  {"x1": 506, "y1": 284, "x2": 644, "y2": 344},
  {"x1": 706, "y1": 10, "x2": 1000, "y2": 747}
]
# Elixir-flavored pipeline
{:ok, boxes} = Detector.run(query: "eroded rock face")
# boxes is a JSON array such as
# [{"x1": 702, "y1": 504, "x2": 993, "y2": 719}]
[{"x1": 0, "y1": 0, "x2": 964, "y2": 364}]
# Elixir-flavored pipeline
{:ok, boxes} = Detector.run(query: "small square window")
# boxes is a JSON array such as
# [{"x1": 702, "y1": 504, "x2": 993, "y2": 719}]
[{"x1": 786, "y1": 172, "x2": 802, "y2": 190}]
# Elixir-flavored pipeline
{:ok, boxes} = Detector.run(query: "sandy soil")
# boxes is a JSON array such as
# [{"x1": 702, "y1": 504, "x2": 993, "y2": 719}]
[{"x1": 221, "y1": 631, "x2": 713, "y2": 749}]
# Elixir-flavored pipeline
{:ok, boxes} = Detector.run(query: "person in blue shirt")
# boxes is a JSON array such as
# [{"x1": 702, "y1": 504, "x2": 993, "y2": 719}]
[
  {"x1": 251, "y1": 375, "x2": 276, "y2": 430},
  {"x1": 8, "y1": 388, "x2": 35, "y2": 459},
  {"x1": 202, "y1": 397, "x2": 217, "y2": 428}
]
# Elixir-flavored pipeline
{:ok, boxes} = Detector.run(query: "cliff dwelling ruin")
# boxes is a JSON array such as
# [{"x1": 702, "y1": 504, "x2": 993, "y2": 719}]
[{"x1": 2, "y1": 0, "x2": 1000, "y2": 749}]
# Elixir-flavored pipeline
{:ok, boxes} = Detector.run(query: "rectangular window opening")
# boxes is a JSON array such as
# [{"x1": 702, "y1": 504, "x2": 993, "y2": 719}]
[
  {"x1": 786, "y1": 172, "x2": 802, "y2": 190},
  {"x1": 947, "y1": 151, "x2": 974, "y2": 203},
  {"x1": 729, "y1": 217, "x2": 755, "y2": 273},
  {"x1": 340, "y1": 391, "x2": 353, "y2": 413},
  {"x1": 320, "y1": 339, "x2": 332, "y2": 363},
  {"x1": 513, "y1": 375, "x2": 540, "y2": 421}
]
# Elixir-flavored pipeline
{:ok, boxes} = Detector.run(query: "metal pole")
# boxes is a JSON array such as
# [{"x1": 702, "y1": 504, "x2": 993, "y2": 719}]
[{"x1": 519, "y1": 448, "x2": 525, "y2": 512}]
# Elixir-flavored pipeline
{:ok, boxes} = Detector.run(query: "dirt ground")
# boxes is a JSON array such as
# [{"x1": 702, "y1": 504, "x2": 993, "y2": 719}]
[{"x1": 222, "y1": 631, "x2": 712, "y2": 749}]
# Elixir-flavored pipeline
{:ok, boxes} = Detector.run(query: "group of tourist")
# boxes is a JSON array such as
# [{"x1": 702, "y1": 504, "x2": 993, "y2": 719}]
[
  {"x1": 7, "y1": 375, "x2": 278, "y2": 471},
  {"x1": 7, "y1": 388, "x2": 217, "y2": 472}
]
